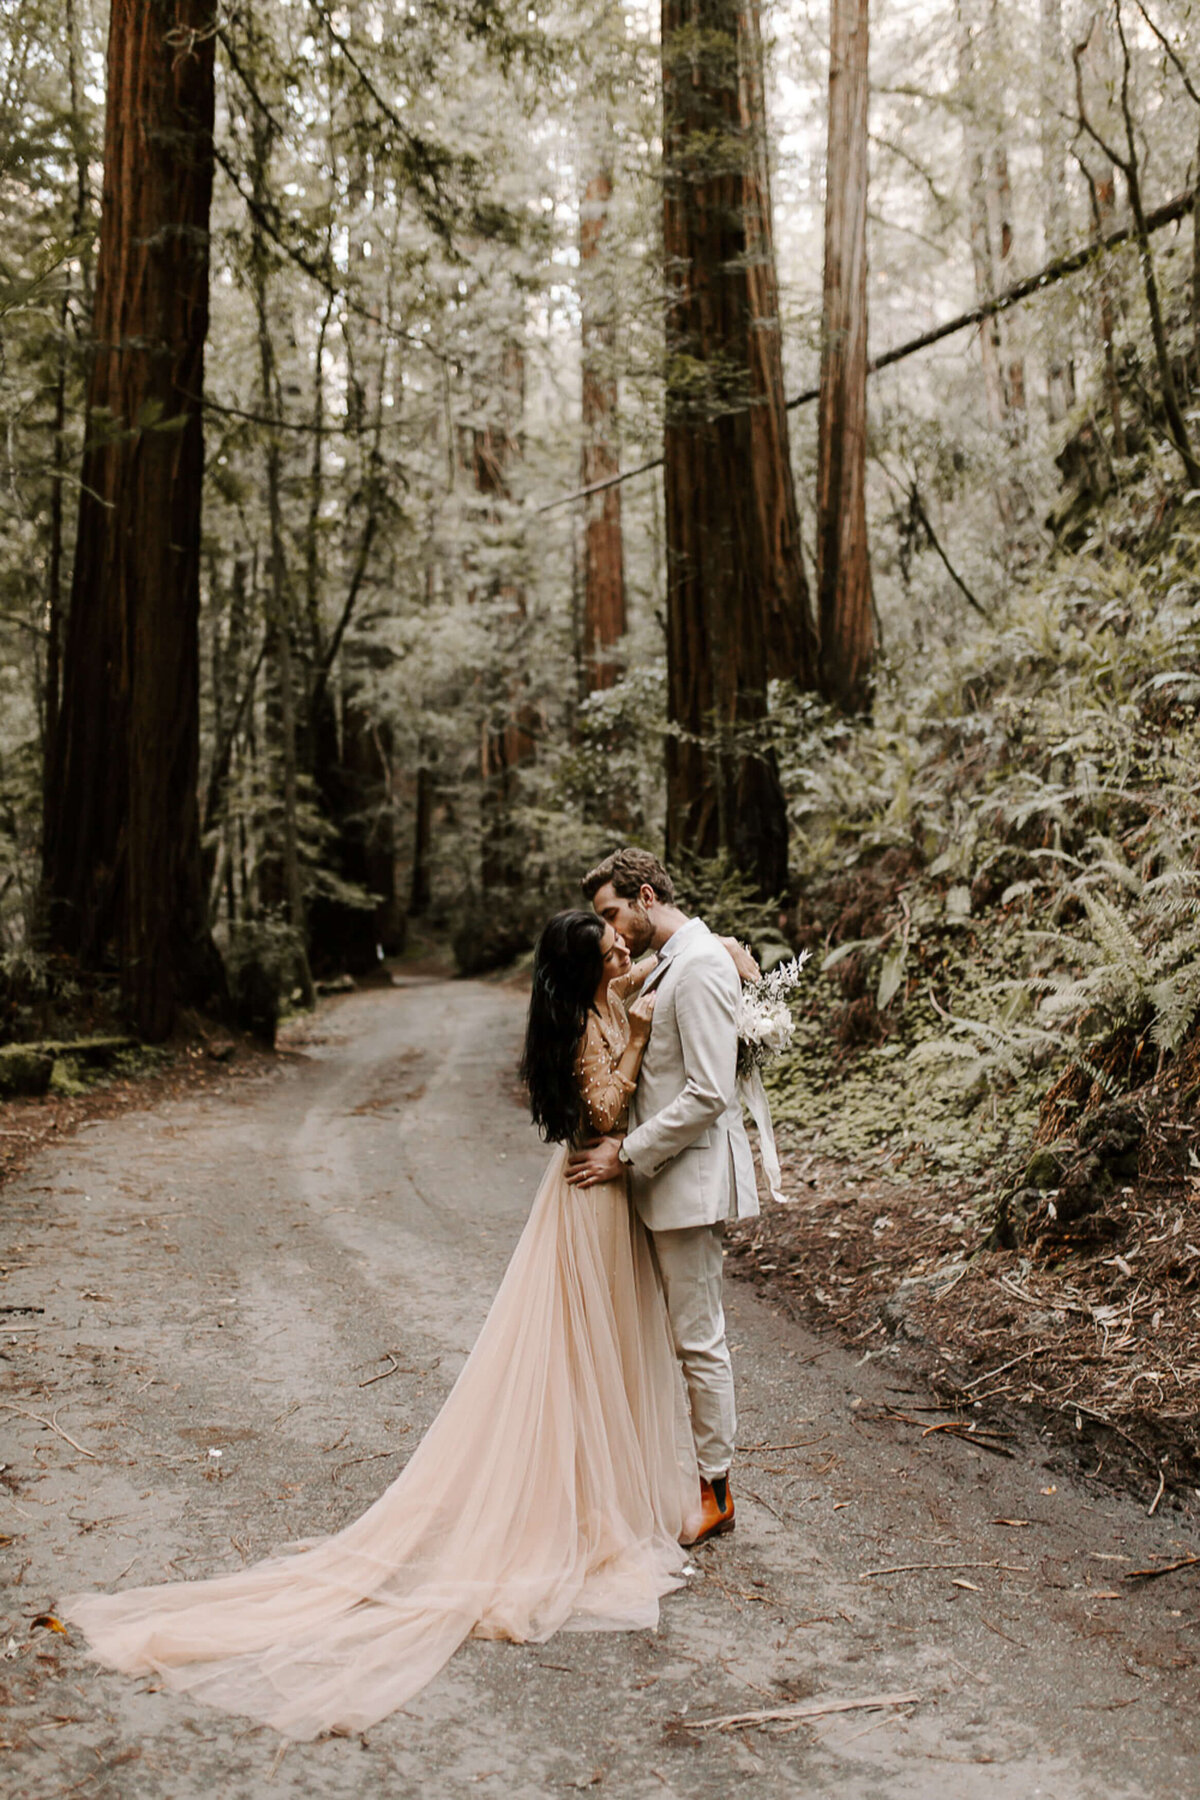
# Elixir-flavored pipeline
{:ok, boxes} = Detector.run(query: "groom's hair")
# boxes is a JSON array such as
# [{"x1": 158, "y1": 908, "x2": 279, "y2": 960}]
[{"x1": 581, "y1": 848, "x2": 676, "y2": 905}]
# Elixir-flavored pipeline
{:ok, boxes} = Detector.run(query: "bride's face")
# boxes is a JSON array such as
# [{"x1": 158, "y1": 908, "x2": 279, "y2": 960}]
[
  {"x1": 597, "y1": 923, "x2": 631, "y2": 991},
  {"x1": 591, "y1": 881, "x2": 654, "y2": 956}
]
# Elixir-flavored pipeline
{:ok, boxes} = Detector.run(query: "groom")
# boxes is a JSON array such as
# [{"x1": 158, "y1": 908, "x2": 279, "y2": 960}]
[{"x1": 565, "y1": 848, "x2": 758, "y2": 1546}]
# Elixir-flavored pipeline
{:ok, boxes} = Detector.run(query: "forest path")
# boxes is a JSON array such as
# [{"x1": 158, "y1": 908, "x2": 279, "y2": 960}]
[{"x1": 2, "y1": 978, "x2": 1197, "y2": 1800}]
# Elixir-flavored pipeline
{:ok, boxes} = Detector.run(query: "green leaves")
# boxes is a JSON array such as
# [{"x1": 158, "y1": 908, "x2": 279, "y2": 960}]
[{"x1": 876, "y1": 941, "x2": 908, "y2": 1011}]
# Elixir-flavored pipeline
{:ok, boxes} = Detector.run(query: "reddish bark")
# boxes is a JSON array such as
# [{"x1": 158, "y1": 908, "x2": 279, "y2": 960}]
[
  {"x1": 470, "y1": 341, "x2": 539, "y2": 893},
  {"x1": 738, "y1": 0, "x2": 818, "y2": 687},
  {"x1": 580, "y1": 162, "x2": 627, "y2": 692},
  {"x1": 43, "y1": 1, "x2": 222, "y2": 1037},
  {"x1": 816, "y1": 0, "x2": 874, "y2": 713},
  {"x1": 661, "y1": 0, "x2": 789, "y2": 899}
]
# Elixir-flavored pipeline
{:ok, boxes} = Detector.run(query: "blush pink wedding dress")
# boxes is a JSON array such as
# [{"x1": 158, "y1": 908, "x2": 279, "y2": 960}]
[{"x1": 61, "y1": 987, "x2": 700, "y2": 1739}]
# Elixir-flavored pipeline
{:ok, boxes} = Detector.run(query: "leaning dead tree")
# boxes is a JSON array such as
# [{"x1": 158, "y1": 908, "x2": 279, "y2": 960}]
[
  {"x1": 44, "y1": 0, "x2": 224, "y2": 1038},
  {"x1": 544, "y1": 179, "x2": 1197, "y2": 523}
]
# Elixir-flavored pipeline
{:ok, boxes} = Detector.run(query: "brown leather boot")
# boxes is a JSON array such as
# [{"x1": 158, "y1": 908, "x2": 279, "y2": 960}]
[{"x1": 682, "y1": 1476, "x2": 735, "y2": 1547}]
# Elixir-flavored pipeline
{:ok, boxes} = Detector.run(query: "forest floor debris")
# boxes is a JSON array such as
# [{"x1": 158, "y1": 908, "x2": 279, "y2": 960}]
[
  {"x1": 728, "y1": 1127, "x2": 1200, "y2": 1510},
  {"x1": 677, "y1": 1691, "x2": 923, "y2": 1734},
  {"x1": 0, "y1": 1030, "x2": 276, "y2": 1195},
  {"x1": 3, "y1": 977, "x2": 1198, "y2": 1798}
]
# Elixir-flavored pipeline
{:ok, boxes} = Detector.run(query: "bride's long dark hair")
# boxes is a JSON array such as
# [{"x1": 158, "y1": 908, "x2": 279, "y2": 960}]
[{"x1": 521, "y1": 909, "x2": 606, "y2": 1144}]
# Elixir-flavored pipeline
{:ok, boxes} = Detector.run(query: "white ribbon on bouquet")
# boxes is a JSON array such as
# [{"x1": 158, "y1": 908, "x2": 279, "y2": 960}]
[{"x1": 737, "y1": 1066, "x2": 787, "y2": 1206}]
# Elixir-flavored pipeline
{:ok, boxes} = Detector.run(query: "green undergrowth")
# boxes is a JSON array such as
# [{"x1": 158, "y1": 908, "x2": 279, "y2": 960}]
[
  {"x1": 0, "y1": 1035, "x2": 168, "y2": 1100},
  {"x1": 765, "y1": 510, "x2": 1200, "y2": 1205},
  {"x1": 767, "y1": 912, "x2": 1045, "y2": 1185},
  {"x1": 48, "y1": 1043, "x2": 169, "y2": 1096}
]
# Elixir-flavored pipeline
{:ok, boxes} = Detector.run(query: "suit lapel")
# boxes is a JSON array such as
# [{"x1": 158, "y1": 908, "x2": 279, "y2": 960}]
[
  {"x1": 639, "y1": 957, "x2": 672, "y2": 997},
  {"x1": 642, "y1": 920, "x2": 707, "y2": 1000}
]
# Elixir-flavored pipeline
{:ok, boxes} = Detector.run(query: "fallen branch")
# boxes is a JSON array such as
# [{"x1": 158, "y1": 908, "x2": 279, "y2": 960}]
[
  {"x1": 741, "y1": 1438, "x2": 828, "y2": 1452},
  {"x1": 535, "y1": 184, "x2": 1195, "y2": 512},
  {"x1": 1056, "y1": 1401, "x2": 1158, "y2": 1469},
  {"x1": 860, "y1": 1560, "x2": 1029, "y2": 1580},
  {"x1": 331, "y1": 1448, "x2": 405, "y2": 1486},
  {"x1": 998, "y1": 1273, "x2": 1091, "y2": 1315},
  {"x1": 1147, "y1": 1468, "x2": 1166, "y2": 1518},
  {"x1": 786, "y1": 183, "x2": 1197, "y2": 408},
  {"x1": 920, "y1": 1421, "x2": 1012, "y2": 1441},
  {"x1": 679, "y1": 1690, "x2": 921, "y2": 1733},
  {"x1": 358, "y1": 1353, "x2": 399, "y2": 1388},
  {"x1": 919, "y1": 1421, "x2": 1015, "y2": 1459},
  {"x1": 0, "y1": 1402, "x2": 96, "y2": 1459},
  {"x1": 740, "y1": 1486, "x2": 785, "y2": 1523},
  {"x1": 1124, "y1": 1554, "x2": 1200, "y2": 1581},
  {"x1": 961, "y1": 1346, "x2": 1046, "y2": 1393}
]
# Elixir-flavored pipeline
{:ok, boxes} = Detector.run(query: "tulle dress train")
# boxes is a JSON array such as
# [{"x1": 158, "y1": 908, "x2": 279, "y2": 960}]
[{"x1": 60, "y1": 1142, "x2": 701, "y2": 1739}]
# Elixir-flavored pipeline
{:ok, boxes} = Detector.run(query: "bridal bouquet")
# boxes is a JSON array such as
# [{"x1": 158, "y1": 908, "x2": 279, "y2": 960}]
[{"x1": 736, "y1": 951, "x2": 811, "y2": 1078}]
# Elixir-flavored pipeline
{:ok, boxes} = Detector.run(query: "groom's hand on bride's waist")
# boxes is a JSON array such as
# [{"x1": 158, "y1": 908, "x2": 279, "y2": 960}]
[{"x1": 565, "y1": 1135, "x2": 625, "y2": 1187}]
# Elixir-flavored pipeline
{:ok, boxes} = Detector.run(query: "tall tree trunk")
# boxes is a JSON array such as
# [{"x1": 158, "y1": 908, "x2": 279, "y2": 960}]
[
  {"x1": 1193, "y1": 116, "x2": 1200, "y2": 386},
  {"x1": 738, "y1": 0, "x2": 818, "y2": 687},
  {"x1": 1074, "y1": 6, "x2": 1195, "y2": 482},
  {"x1": 302, "y1": 292, "x2": 335, "y2": 670},
  {"x1": 44, "y1": 0, "x2": 92, "y2": 792},
  {"x1": 1072, "y1": 11, "x2": 1126, "y2": 453},
  {"x1": 474, "y1": 338, "x2": 538, "y2": 896},
  {"x1": 202, "y1": 556, "x2": 255, "y2": 912},
  {"x1": 1039, "y1": 0, "x2": 1075, "y2": 421},
  {"x1": 957, "y1": 0, "x2": 1029, "y2": 528},
  {"x1": 958, "y1": 0, "x2": 1009, "y2": 441},
  {"x1": 248, "y1": 117, "x2": 315, "y2": 1007},
  {"x1": 989, "y1": 132, "x2": 1026, "y2": 420},
  {"x1": 323, "y1": 696, "x2": 404, "y2": 971},
  {"x1": 661, "y1": 0, "x2": 789, "y2": 899},
  {"x1": 305, "y1": 247, "x2": 400, "y2": 974},
  {"x1": 985, "y1": 0, "x2": 1024, "y2": 427},
  {"x1": 816, "y1": 0, "x2": 874, "y2": 714},
  {"x1": 43, "y1": 0, "x2": 223, "y2": 1038},
  {"x1": 579, "y1": 126, "x2": 627, "y2": 693},
  {"x1": 410, "y1": 763, "x2": 432, "y2": 918},
  {"x1": 1087, "y1": 164, "x2": 1128, "y2": 458}
]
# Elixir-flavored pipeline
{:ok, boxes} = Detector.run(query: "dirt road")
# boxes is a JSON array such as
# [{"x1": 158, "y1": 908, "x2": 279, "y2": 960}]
[{"x1": 2, "y1": 978, "x2": 1198, "y2": 1798}]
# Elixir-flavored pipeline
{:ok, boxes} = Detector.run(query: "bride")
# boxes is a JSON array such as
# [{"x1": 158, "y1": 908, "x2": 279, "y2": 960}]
[{"x1": 61, "y1": 910, "x2": 750, "y2": 1740}]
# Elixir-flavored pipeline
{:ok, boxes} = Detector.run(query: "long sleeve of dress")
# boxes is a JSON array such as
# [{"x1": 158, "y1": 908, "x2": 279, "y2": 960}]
[
  {"x1": 609, "y1": 959, "x2": 656, "y2": 1004},
  {"x1": 575, "y1": 1011, "x2": 636, "y2": 1136}
]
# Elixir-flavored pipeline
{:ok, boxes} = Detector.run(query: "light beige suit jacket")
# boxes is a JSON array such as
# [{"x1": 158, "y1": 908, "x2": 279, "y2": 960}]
[{"x1": 623, "y1": 919, "x2": 759, "y2": 1234}]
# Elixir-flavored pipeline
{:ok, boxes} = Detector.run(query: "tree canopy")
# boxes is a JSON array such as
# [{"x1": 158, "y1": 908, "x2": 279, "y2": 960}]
[{"x1": 1, "y1": 0, "x2": 1199, "y2": 1077}]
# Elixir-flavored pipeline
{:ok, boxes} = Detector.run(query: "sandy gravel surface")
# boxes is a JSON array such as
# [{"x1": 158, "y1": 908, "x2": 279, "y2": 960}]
[{"x1": 2, "y1": 977, "x2": 1198, "y2": 1799}]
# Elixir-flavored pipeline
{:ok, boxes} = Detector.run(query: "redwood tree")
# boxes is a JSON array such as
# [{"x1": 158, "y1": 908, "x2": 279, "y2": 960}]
[
  {"x1": 472, "y1": 339, "x2": 539, "y2": 896},
  {"x1": 738, "y1": 0, "x2": 818, "y2": 687},
  {"x1": 816, "y1": 0, "x2": 874, "y2": 713},
  {"x1": 579, "y1": 128, "x2": 627, "y2": 693},
  {"x1": 957, "y1": 0, "x2": 1026, "y2": 509},
  {"x1": 43, "y1": 1, "x2": 222, "y2": 1037},
  {"x1": 661, "y1": 0, "x2": 792, "y2": 900}
]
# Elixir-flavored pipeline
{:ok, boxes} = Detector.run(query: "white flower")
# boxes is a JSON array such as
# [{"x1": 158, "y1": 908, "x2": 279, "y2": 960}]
[{"x1": 736, "y1": 951, "x2": 811, "y2": 1074}]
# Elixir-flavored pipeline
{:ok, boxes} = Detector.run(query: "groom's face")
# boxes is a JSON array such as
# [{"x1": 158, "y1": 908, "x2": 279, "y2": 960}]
[{"x1": 591, "y1": 881, "x2": 654, "y2": 956}]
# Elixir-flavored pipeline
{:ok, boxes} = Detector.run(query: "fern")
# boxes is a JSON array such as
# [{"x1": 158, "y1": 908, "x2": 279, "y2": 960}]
[
  {"x1": 1148, "y1": 960, "x2": 1200, "y2": 1055},
  {"x1": 1082, "y1": 891, "x2": 1151, "y2": 986}
]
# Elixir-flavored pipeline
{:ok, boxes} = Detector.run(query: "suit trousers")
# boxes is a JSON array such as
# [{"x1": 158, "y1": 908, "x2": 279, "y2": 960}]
[{"x1": 650, "y1": 1222, "x2": 735, "y2": 1479}]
